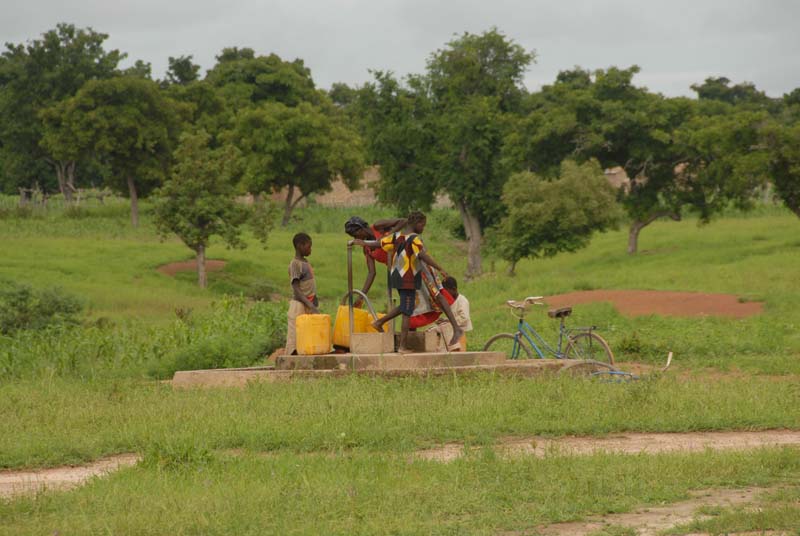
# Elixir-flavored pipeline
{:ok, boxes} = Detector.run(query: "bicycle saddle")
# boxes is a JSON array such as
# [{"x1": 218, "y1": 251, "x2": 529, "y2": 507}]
[
  {"x1": 547, "y1": 307, "x2": 572, "y2": 318},
  {"x1": 505, "y1": 296, "x2": 544, "y2": 309}
]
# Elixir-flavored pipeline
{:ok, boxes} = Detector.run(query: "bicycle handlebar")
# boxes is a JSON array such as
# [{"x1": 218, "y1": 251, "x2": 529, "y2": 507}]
[{"x1": 505, "y1": 296, "x2": 545, "y2": 310}]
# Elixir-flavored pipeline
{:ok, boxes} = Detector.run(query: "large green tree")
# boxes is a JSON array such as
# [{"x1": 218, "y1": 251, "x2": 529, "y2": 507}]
[
  {"x1": 504, "y1": 66, "x2": 770, "y2": 254},
  {"x1": 357, "y1": 29, "x2": 535, "y2": 278},
  {"x1": 41, "y1": 76, "x2": 188, "y2": 225},
  {"x1": 205, "y1": 48, "x2": 318, "y2": 108},
  {"x1": 231, "y1": 100, "x2": 365, "y2": 225},
  {"x1": 490, "y1": 159, "x2": 621, "y2": 275},
  {"x1": 153, "y1": 131, "x2": 249, "y2": 288},
  {"x1": 762, "y1": 121, "x2": 800, "y2": 218},
  {"x1": 0, "y1": 24, "x2": 123, "y2": 196}
]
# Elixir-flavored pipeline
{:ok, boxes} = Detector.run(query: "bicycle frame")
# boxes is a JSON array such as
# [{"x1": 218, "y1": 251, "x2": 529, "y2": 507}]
[
  {"x1": 508, "y1": 316, "x2": 562, "y2": 359},
  {"x1": 510, "y1": 316, "x2": 598, "y2": 359}
]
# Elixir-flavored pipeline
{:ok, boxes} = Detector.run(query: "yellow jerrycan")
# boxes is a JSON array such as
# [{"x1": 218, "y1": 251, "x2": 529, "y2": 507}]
[
  {"x1": 333, "y1": 294, "x2": 386, "y2": 348},
  {"x1": 296, "y1": 314, "x2": 331, "y2": 355}
]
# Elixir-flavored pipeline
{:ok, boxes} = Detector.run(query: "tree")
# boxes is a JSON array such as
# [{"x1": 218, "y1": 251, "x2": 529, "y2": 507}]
[
  {"x1": 691, "y1": 76, "x2": 769, "y2": 106},
  {"x1": 42, "y1": 76, "x2": 189, "y2": 225},
  {"x1": 353, "y1": 71, "x2": 439, "y2": 213},
  {"x1": 206, "y1": 48, "x2": 317, "y2": 108},
  {"x1": 762, "y1": 121, "x2": 800, "y2": 218},
  {"x1": 231, "y1": 100, "x2": 365, "y2": 225},
  {"x1": 674, "y1": 108, "x2": 771, "y2": 220},
  {"x1": 0, "y1": 24, "x2": 123, "y2": 197},
  {"x1": 490, "y1": 159, "x2": 621, "y2": 274},
  {"x1": 165, "y1": 55, "x2": 200, "y2": 86},
  {"x1": 356, "y1": 29, "x2": 535, "y2": 278},
  {"x1": 123, "y1": 60, "x2": 152, "y2": 79},
  {"x1": 504, "y1": 66, "x2": 771, "y2": 254},
  {"x1": 153, "y1": 131, "x2": 249, "y2": 288}
]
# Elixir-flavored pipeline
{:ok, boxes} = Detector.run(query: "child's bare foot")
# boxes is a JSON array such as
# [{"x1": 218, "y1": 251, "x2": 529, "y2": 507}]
[
  {"x1": 398, "y1": 347, "x2": 414, "y2": 354},
  {"x1": 371, "y1": 320, "x2": 385, "y2": 333},
  {"x1": 449, "y1": 328, "x2": 464, "y2": 347}
]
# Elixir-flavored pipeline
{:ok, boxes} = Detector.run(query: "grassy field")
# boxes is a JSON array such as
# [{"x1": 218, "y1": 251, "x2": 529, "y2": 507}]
[{"x1": 1, "y1": 198, "x2": 800, "y2": 533}]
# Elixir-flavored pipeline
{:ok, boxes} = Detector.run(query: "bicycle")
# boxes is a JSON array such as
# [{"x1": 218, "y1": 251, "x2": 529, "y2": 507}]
[{"x1": 482, "y1": 296, "x2": 615, "y2": 364}]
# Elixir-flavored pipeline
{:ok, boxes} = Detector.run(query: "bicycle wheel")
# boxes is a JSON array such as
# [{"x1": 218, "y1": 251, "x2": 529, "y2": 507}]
[
  {"x1": 483, "y1": 333, "x2": 532, "y2": 359},
  {"x1": 565, "y1": 332, "x2": 614, "y2": 364}
]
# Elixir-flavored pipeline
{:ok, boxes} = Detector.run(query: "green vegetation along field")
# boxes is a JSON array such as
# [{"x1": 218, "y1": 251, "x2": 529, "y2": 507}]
[{"x1": 1, "y1": 199, "x2": 799, "y2": 534}]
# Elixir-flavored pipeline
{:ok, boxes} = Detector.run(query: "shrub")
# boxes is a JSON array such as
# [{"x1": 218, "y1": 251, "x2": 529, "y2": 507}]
[
  {"x1": 0, "y1": 281, "x2": 84, "y2": 334},
  {"x1": 149, "y1": 334, "x2": 280, "y2": 379}
]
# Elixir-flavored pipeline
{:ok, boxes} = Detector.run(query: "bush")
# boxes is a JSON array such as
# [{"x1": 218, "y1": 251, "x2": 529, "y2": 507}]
[
  {"x1": 0, "y1": 281, "x2": 83, "y2": 334},
  {"x1": 149, "y1": 333, "x2": 280, "y2": 379}
]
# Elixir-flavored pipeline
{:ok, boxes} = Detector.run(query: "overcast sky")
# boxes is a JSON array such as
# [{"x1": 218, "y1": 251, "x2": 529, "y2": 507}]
[{"x1": 2, "y1": 0, "x2": 798, "y2": 97}]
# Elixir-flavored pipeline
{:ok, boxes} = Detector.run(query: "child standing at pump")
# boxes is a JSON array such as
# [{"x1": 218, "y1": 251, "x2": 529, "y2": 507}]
[
  {"x1": 353, "y1": 211, "x2": 463, "y2": 353},
  {"x1": 286, "y1": 232, "x2": 319, "y2": 355}
]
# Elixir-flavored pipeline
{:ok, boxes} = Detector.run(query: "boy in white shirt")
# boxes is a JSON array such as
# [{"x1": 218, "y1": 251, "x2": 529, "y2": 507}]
[{"x1": 441, "y1": 276, "x2": 472, "y2": 350}]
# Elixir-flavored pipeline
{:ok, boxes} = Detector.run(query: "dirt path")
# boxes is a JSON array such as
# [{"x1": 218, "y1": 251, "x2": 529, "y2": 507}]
[
  {"x1": 526, "y1": 486, "x2": 775, "y2": 536},
  {"x1": 0, "y1": 454, "x2": 140, "y2": 499},
  {"x1": 156, "y1": 259, "x2": 226, "y2": 277},
  {"x1": 3, "y1": 430, "x2": 798, "y2": 501},
  {"x1": 416, "y1": 430, "x2": 800, "y2": 462},
  {"x1": 545, "y1": 290, "x2": 763, "y2": 318}
]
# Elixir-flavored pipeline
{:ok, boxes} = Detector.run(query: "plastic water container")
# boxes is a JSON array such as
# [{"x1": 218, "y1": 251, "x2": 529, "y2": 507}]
[
  {"x1": 333, "y1": 306, "x2": 387, "y2": 348},
  {"x1": 333, "y1": 306, "x2": 371, "y2": 348},
  {"x1": 296, "y1": 314, "x2": 331, "y2": 355}
]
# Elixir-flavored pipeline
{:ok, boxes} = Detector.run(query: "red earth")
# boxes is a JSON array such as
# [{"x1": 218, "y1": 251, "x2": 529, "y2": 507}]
[{"x1": 545, "y1": 290, "x2": 763, "y2": 318}]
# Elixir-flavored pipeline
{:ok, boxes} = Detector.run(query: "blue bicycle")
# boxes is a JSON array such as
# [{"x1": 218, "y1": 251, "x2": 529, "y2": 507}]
[{"x1": 482, "y1": 297, "x2": 615, "y2": 364}]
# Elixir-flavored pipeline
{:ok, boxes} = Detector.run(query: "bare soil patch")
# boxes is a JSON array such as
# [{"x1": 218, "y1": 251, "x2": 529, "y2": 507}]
[
  {"x1": 0, "y1": 454, "x2": 140, "y2": 499},
  {"x1": 416, "y1": 430, "x2": 800, "y2": 462},
  {"x1": 526, "y1": 486, "x2": 776, "y2": 536},
  {"x1": 156, "y1": 259, "x2": 226, "y2": 277},
  {"x1": 545, "y1": 290, "x2": 763, "y2": 318}
]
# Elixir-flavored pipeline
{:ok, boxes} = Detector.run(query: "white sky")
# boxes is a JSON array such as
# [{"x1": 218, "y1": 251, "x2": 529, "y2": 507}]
[{"x1": 2, "y1": 0, "x2": 798, "y2": 97}]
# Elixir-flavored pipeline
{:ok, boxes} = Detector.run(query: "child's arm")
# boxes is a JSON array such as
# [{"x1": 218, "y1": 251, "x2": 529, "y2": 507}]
[
  {"x1": 373, "y1": 218, "x2": 406, "y2": 234},
  {"x1": 418, "y1": 251, "x2": 446, "y2": 274},
  {"x1": 292, "y1": 280, "x2": 319, "y2": 313},
  {"x1": 350, "y1": 239, "x2": 381, "y2": 248},
  {"x1": 356, "y1": 254, "x2": 377, "y2": 307}
]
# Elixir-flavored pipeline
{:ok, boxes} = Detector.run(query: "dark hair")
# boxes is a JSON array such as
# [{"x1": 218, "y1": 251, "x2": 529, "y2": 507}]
[
  {"x1": 407, "y1": 210, "x2": 426, "y2": 225},
  {"x1": 344, "y1": 216, "x2": 370, "y2": 237},
  {"x1": 442, "y1": 276, "x2": 457, "y2": 291},
  {"x1": 293, "y1": 232, "x2": 311, "y2": 248}
]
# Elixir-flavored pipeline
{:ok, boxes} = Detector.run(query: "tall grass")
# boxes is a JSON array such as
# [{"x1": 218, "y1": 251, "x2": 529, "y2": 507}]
[{"x1": 0, "y1": 297, "x2": 284, "y2": 380}]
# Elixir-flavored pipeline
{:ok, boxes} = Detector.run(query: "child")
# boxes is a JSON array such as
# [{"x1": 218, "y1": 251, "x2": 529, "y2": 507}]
[
  {"x1": 286, "y1": 232, "x2": 319, "y2": 355},
  {"x1": 353, "y1": 211, "x2": 463, "y2": 353},
  {"x1": 442, "y1": 276, "x2": 472, "y2": 350}
]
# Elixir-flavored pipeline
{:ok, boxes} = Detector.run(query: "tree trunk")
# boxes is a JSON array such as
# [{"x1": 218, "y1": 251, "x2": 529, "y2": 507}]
[
  {"x1": 627, "y1": 211, "x2": 681, "y2": 254},
  {"x1": 507, "y1": 259, "x2": 517, "y2": 277},
  {"x1": 627, "y1": 220, "x2": 646, "y2": 254},
  {"x1": 457, "y1": 200, "x2": 483, "y2": 280},
  {"x1": 127, "y1": 174, "x2": 139, "y2": 227},
  {"x1": 55, "y1": 162, "x2": 73, "y2": 203},
  {"x1": 66, "y1": 161, "x2": 76, "y2": 196},
  {"x1": 196, "y1": 244, "x2": 207, "y2": 289},
  {"x1": 282, "y1": 184, "x2": 294, "y2": 226}
]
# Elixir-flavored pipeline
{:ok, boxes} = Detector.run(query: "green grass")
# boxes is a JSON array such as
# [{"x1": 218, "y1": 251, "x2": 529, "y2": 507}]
[
  {"x1": 1, "y1": 447, "x2": 798, "y2": 535},
  {"x1": 2, "y1": 199, "x2": 800, "y2": 533},
  {"x1": 2, "y1": 375, "x2": 798, "y2": 469}
]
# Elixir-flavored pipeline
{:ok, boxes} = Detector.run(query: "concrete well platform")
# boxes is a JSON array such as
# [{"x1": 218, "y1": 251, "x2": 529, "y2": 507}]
[
  {"x1": 274, "y1": 351, "x2": 505, "y2": 371},
  {"x1": 171, "y1": 355, "x2": 615, "y2": 388}
]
